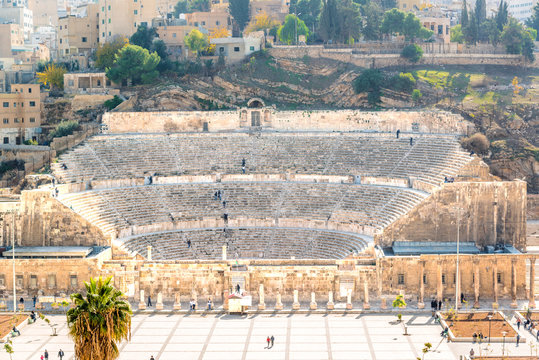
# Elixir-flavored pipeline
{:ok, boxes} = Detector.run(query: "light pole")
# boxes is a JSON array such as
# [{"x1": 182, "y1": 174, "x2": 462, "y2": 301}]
[
  {"x1": 8, "y1": 210, "x2": 17, "y2": 315},
  {"x1": 488, "y1": 314, "x2": 493, "y2": 344},
  {"x1": 294, "y1": 11, "x2": 302, "y2": 46},
  {"x1": 502, "y1": 330, "x2": 507, "y2": 356},
  {"x1": 455, "y1": 200, "x2": 460, "y2": 313}
]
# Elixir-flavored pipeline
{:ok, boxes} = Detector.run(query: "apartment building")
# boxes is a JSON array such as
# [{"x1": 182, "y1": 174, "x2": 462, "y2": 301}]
[
  {"x1": 0, "y1": 0, "x2": 28, "y2": 7},
  {"x1": 28, "y1": 0, "x2": 58, "y2": 27},
  {"x1": 98, "y1": 0, "x2": 160, "y2": 42},
  {"x1": 0, "y1": 6, "x2": 33, "y2": 39},
  {"x1": 155, "y1": 18, "x2": 195, "y2": 60},
  {"x1": 0, "y1": 83, "x2": 41, "y2": 144},
  {"x1": 0, "y1": 23, "x2": 24, "y2": 58},
  {"x1": 508, "y1": 0, "x2": 537, "y2": 21},
  {"x1": 421, "y1": 16, "x2": 450, "y2": 42},
  {"x1": 57, "y1": 3, "x2": 98, "y2": 58},
  {"x1": 184, "y1": 10, "x2": 231, "y2": 31},
  {"x1": 250, "y1": 0, "x2": 289, "y2": 21}
]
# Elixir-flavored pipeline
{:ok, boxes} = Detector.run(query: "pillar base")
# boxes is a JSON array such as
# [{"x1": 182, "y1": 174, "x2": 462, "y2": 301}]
[
  {"x1": 138, "y1": 302, "x2": 146, "y2": 310},
  {"x1": 380, "y1": 298, "x2": 387, "y2": 309},
  {"x1": 492, "y1": 302, "x2": 499, "y2": 310},
  {"x1": 310, "y1": 302, "x2": 317, "y2": 310},
  {"x1": 173, "y1": 303, "x2": 182, "y2": 310},
  {"x1": 417, "y1": 302, "x2": 425, "y2": 309},
  {"x1": 346, "y1": 303, "x2": 353, "y2": 310},
  {"x1": 156, "y1": 303, "x2": 164, "y2": 310},
  {"x1": 363, "y1": 302, "x2": 370, "y2": 310},
  {"x1": 275, "y1": 302, "x2": 283, "y2": 310},
  {"x1": 511, "y1": 300, "x2": 518, "y2": 308},
  {"x1": 529, "y1": 299, "x2": 536, "y2": 309},
  {"x1": 292, "y1": 302, "x2": 300, "y2": 310},
  {"x1": 258, "y1": 303, "x2": 266, "y2": 311},
  {"x1": 473, "y1": 300, "x2": 480, "y2": 309},
  {"x1": 326, "y1": 301, "x2": 334, "y2": 310},
  {"x1": 18, "y1": 304, "x2": 25, "y2": 310}
]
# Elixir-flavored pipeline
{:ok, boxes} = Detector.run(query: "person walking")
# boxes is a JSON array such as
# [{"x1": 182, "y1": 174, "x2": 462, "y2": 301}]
[
  {"x1": 236, "y1": 284, "x2": 240, "y2": 294},
  {"x1": 410, "y1": 137, "x2": 413, "y2": 146},
  {"x1": 266, "y1": 336, "x2": 270, "y2": 348},
  {"x1": 517, "y1": 318, "x2": 521, "y2": 330},
  {"x1": 469, "y1": 348, "x2": 475, "y2": 358},
  {"x1": 207, "y1": 299, "x2": 212, "y2": 311},
  {"x1": 147, "y1": 294, "x2": 152, "y2": 307},
  {"x1": 517, "y1": 333, "x2": 521, "y2": 346},
  {"x1": 44, "y1": 349, "x2": 49, "y2": 360},
  {"x1": 58, "y1": 349, "x2": 64, "y2": 360},
  {"x1": 33, "y1": 295, "x2": 37, "y2": 308},
  {"x1": 187, "y1": 239, "x2": 191, "y2": 248},
  {"x1": 396, "y1": 129, "x2": 400, "y2": 139},
  {"x1": 150, "y1": 356, "x2": 155, "y2": 360},
  {"x1": 270, "y1": 335, "x2": 274, "y2": 348},
  {"x1": 438, "y1": 300, "x2": 442, "y2": 311}
]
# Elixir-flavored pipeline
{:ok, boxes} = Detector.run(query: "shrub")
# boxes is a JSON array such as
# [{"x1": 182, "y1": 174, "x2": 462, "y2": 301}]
[
  {"x1": 23, "y1": 139, "x2": 39, "y2": 146},
  {"x1": 401, "y1": 44, "x2": 423, "y2": 62},
  {"x1": 0, "y1": 160, "x2": 25, "y2": 176},
  {"x1": 412, "y1": 89, "x2": 422, "y2": 104},
  {"x1": 353, "y1": 69, "x2": 385, "y2": 106},
  {"x1": 391, "y1": 72, "x2": 416, "y2": 93},
  {"x1": 104, "y1": 95, "x2": 123, "y2": 110},
  {"x1": 461, "y1": 133, "x2": 489, "y2": 154},
  {"x1": 50, "y1": 120, "x2": 80, "y2": 138}
]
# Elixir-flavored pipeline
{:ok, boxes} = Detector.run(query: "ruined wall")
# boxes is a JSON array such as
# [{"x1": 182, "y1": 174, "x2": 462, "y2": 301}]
[
  {"x1": 379, "y1": 181, "x2": 527, "y2": 250},
  {"x1": 0, "y1": 250, "x2": 111, "y2": 298},
  {"x1": 102, "y1": 110, "x2": 472, "y2": 135},
  {"x1": 7, "y1": 190, "x2": 108, "y2": 247}
]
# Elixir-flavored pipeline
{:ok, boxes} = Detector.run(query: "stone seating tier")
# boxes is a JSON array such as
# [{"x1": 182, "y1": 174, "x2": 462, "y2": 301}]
[
  {"x1": 58, "y1": 182, "x2": 428, "y2": 238},
  {"x1": 119, "y1": 227, "x2": 371, "y2": 260},
  {"x1": 52, "y1": 133, "x2": 471, "y2": 186}
]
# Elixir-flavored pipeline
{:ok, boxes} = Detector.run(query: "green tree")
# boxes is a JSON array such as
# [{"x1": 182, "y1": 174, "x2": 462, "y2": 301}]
[
  {"x1": 173, "y1": 0, "x2": 189, "y2": 16},
  {"x1": 401, "y1": 43, "x2": 423, "y2": 62},
  {"x1": 190, "y1": 0, "x2": 210, "y2": 11},
  {"x1": 522, "y1": 28, "x2": 536, "y2": 61},
  {"x1": 485, "y1": 18, "x2": 500, "y2": 46},
  {"x1": 229, "y1": 0, "x2": 250, "y2": 32},
  {"x1": 37, "y1": 63, "x2": 67, "y2": 90},
  {"x1": 130, "y1": 25, "x2": 157, "y2": 50},
  {"x1": 412, "y1": 89, "x2": 422, "y2": 105},
  {"x1": 392, "y1": 294, "x2": 407, "y2": 321},
  {"x1": 392, "y1": 72, "x2": 416, "y2": 93},
  {"x1": 353, "y1": 69, "x2": 385, "y2": 106},
  {"x1": 184, "y1": 29, "x2": 208, "y2": 56},
  {"x1": 278, "y1": 14, "x2": 310, "y2": 44},
  {"x1": 3, "y1": 340, "x2": 14, "y2": 360},
  {"x1": 450, "y1": 24, "x2": 464, "y2": 43},
  {"x1": 360, "y1": 1, "x2": 383, "y2": 40},
  {"x1": 464, "y1": 13, "x2": 478, "y2": 43},
  {"x1": 526, "y1": 2, "x2": 539, "y2": 39},
  {"x1": 104, "y1": 95, "x2": 123, "y2": 110},
  {"x1": 106, "y1": 45, "x2": 160, "y2": 85},
  {"x1": 67, "y1": 277, "x2": 132, "y2": 360},
  {"x1": 380, "y1": 0, "x2": 398, "y2": 9},
  {"x1": 50, "y1": 120, "x2": 80, "y2": 138},
  {"x1": 319, "y1": 0, "x2": 340, "y2": 42},
  {"x1": 95, "y1": 38, "x2": 128, "y2": 70},
  {"x1": 461, "y1": 0, "x2": 469, "y2": 29},
  {"x1": 296, "y1": 0, "x2": 323, "y2": 34},
  {"x1": 402, "y1": 12, "x2": 432, "y2": 41},
  {"x1": 338, "y1": 0, "x2": 361, "y2": 43},
  {"x1": 495, "y1": 0, "x2": 508, "y2": 31},
  {"x1": 474, "y1": 0, "x2": 486, "y2": 25},
  {"x1": 381, "y1": 8, "x2": 405, "y2": 36}
]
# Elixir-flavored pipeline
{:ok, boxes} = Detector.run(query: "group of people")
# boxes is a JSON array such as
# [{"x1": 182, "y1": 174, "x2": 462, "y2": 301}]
[
  {"x1": 266, "y1": 335, "x2": 275, "y2": 349},
  {"x1": 517, "y1": 316, "x2": 539, "y2": 340},
  {"x1": 430, "y1": 299, "x2": 443, "y2": 311}
]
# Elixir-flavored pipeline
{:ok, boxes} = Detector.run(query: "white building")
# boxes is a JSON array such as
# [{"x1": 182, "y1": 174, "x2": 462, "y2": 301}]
[
  {"x1": 0, "y1": 6, "x2": 33, "y2": 39},
  {"x1": 508, "y1": 0, "x2": 537, "y2": 21}
]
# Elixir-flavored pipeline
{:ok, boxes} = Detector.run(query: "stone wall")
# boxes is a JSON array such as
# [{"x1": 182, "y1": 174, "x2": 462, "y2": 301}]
[
  {"x1": 0, "y1": 189, "x2": 108, "y2": 247},
  {"x1": 103, "y1": 110, "x2": 472, "y2": 135},
  {"x1": 269, "y1": 46, "x2": 538, "y2": 68},
  {"x1": 379, "y1": 181, "x2": 527, "y2": 250}
]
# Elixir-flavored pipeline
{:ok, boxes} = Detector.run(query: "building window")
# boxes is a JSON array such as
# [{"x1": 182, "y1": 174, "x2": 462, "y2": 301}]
[
  {"x1": 82, "y1": 37, "x2": 87, "y2": 42},
  {"x1": 497, "y1": 272, "x2": 502, "y2": 284},
  {"x1": 3, "y1": 118, "x2": 8, "y2": 124},
  {"x1": 30, "y1": 275, "x2": 38, "y2": 289},
  {"x1": 219, "y1": 47, "x2": 225, "y2": 53},
  {"x1": 216, "y1": 21, "x2": 220, "y2": 26},
  {"x1": 0, "y1": 274, "x2": 5, "y2": 287},
  {"x1": 397, "y1": 274, "x2": 405, "y2": 285},
  {"x1": 30, "y1": 117, "x2": 35, "y2": 123},
  {"x1": 70, "y1": 275, "x2": 78, "y2": 288},
  {"x1": 250, "y1": 46, "x2": 255, "y2": 51},
  {"x1": 3, "y1": 137, "x2": 8, "y2": 144},
  {"x1": 29, "y1": 101, "x2": 36, "y2": 107},
  {"x1": 134, "y1": 10, "x2": 138, "y2": 14},
  {"x1": 234, "y1": 47, "x2": 240, "y2": 52},
  {"x1": 108, "y1": 18, "x2": 111, "y2": 23},
  {"x1": 47, "y1": 274, "x2": 56, "y2": 289},
  {"x1": 28, "y1": 87, "x2": 31, "y2": 93},
  {"x1": 441, "y1": 274, "x2": 446, "y2": 284},
  {"x1": 108, "y1": 5, "x2": 111, "y2": 10},
  {"x1": 423, "y1": 274, "x2": 427, "y2": 284},
  {"x1": 14, "y1": 118, "x2": 19, "y2": 123},
  {"x1": 202, "y1": 21, "x2": 206, "y2": 25},
  {"x1": 59, "y1": 38, "x2": 62, "y2": 44},
  {"x1": 173, "y1": 33, "x2": 176, "y2": 38},
  {"x1": 16, "y1": 275, "x2": 23, "y2": 289},
  {"x1": 2, "y1": 102, "x2": 8, "y2": 107}
]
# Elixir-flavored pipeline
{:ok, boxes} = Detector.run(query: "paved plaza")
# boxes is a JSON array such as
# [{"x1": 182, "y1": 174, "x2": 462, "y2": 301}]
[{"x1": 6, "y1": 312, "x2": 539, "y2": 360}]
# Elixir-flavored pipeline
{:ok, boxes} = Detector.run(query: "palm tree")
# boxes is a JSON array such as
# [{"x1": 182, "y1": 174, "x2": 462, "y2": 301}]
[{"x1": 67, "y1": 277, "x2": 132, "y2": 360}]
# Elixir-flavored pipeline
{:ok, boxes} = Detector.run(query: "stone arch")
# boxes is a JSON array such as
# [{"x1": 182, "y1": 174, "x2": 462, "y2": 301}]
[{"x1": 247, "y1": 98, "x2": 265, "y2": 108}]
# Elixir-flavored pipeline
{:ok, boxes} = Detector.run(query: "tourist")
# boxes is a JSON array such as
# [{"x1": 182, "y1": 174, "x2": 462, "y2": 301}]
[
  {"x1": 218, "y1": 190, "x2": 222, "y2": 200},
  {"x1": 270, "y1": 335, "x2": 274, "y2": 347},
  {"x1": 187, "y1": 239, "x2": 191, "y2": 248},
  {"x1": 242, "y1": 158, "x2": 246, "y2": 167},
  {"x1": 224, "y1": 213, "x2": 228, "y2": 222},
  {"x1": 41, "y1": 355, "x2": 44, "y2": 360},
  {"x1": 150, "y1": 356, "x2": 155, "y2": 360},
  {"x1": 33, "y1": 295, "x2": 37, "y2": 308},
  {"x1": 469, "y1": 348, "x2": 475, "y2": 358},
  {"x1": 460, "y1": 293, "x2": 465, "y2": 303},
  {"x1": 207, "y1": 299, "x2": 212, "y2": 311},
  {"x1": 147, "y1": 294, "x2": 152, "y2": 307},
  {"x1": 190, "y1": 299, "x2": 196, "y2": 310},
  {"x1": 242, "y1": 166, "x2": 246, "y2": 174},
  {"x1": 410, "y1": 137, "x2": 413, "y2": 146},
  {"x1": 223, "y1": 200, "x2": 227, "y2": 208},
  {"x1": 430, "y1": 299, "x2": 436, "y2": 311},
  {"x1": 472, "y1": 332, "x2": 477, "y2": 343},
  {"x1": 214, "y1": 191, "x2": 219, "y2": 200},
  {"x1": 30, "y1": 311, "x2": 36, "y2": 322},
  {"x1": 396, "y1": 129, "x2": 400, "y2": 139},
  {"x1": 517, "y1": 333, "x2": 520, "y2": 346},
  {"x1": 536, "y1": 331, "x2": 539, "y2": 341},
  {"x1": 236, "y1": 284, "x2": 241, "y2": 293},
  {"x1": 517, "y1": 318, "x2": 521, "y2": 329},
  {"x1": 438, "y1": 300, "x2": 442, "y2": 310},
  {"x1": 19, "y1": 297, "x2": 24, "y2": 305},
  {"x1": 12, "y1": 326, "x2": 20, "y2": 336},
  {"x1": 44, "y1": 349, "x2": 49, "y2": 360},
  {"x1": 266, "y1": 336, "x2": 270, "y2": 348},
  {"x1": 58, "y1": 349, "x2": 64, "y2": 360},
  {"x1": 478, "y1": 332, "x2": 483, "y2": 343}
]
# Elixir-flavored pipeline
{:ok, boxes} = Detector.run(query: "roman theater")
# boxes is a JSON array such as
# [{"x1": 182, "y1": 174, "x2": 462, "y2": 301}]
[{"x1": 0, "y1": 103, "x2": 533, "y2": 311}]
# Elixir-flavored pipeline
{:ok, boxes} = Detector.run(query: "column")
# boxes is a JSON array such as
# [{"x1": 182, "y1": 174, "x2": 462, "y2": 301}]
[
  {"x1": 147, "y1": 245, "x2": 152, "y2": 261},
  {"x1": 156, "y1": 292, "x2": 164, "y2": 310},
  {"x1": 326, "y1": 291, "x2": 335, "y2": 310},
  {"x1": 223, "y1": 290, "x2": 230, "y2": 311},
  {"x1": 292, "y1": 290, "x2": 300, "y2": 310},
  {"x1": 310, "y1": 292, "x2": 317, "y2": 310},
  {"x1": 418, "y1": 260, "x2": 425, "y2": 309},
  {"x1": 138, "y1": 289, "x2": 146, "y2": 310},
  {"x1": 173, "y1": 293, "x2": 181, "y2": 310},
  {"x1": 258, "y1": 284, "x2": 265, "y2": 310},
  {"x1": 363, "y1": 280, "x2": 370, "y2": 310},
  {"x1": 530, "y1": 257, "x2": 536, "y2": 309},
  {"x1": 222, "y1": 245, "x2": 227, "y2": 261},
  {"x1": 492, "y1": 260, "x2": 499, "y2": 308},
  {"x1": 346, "y1": 288, "x2": 353, "y2": 310},
  {"x1": 473, "y1": 258, "x2": 480, "y2": 308},
  {"x1": 275, "y1": 292, "x2": 283, "y2": 310},
  {"x1": 437, "y1": 260, "x2": 443, "y2": 302},
  {"x1": 511, "y1": 258, "x2": 518, "y2": 308}
]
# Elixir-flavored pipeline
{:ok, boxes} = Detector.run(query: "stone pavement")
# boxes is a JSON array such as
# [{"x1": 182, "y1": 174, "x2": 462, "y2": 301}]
[{"x1": 8, "y1": 311, "x2": 539, "y2": 360}]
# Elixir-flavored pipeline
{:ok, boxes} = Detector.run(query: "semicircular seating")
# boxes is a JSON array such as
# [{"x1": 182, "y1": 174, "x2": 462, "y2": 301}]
[{"x1": 118, "y1": 227, "x2": 372, "y2": 260}]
